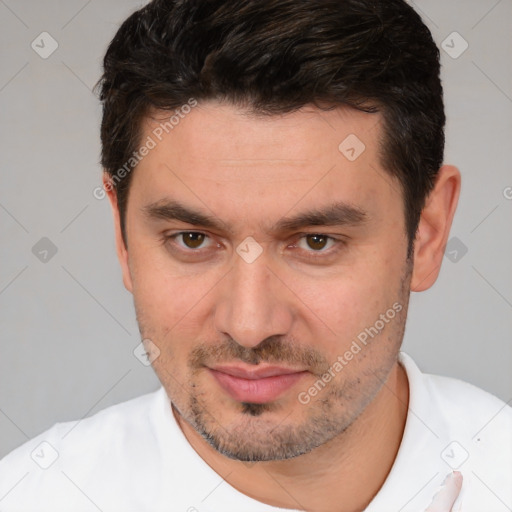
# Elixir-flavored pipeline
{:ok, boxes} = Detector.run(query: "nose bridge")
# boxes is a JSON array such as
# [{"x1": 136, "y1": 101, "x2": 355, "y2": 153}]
[{"x1": 214, "y1": 250, "x2": 292, "y2": 348}]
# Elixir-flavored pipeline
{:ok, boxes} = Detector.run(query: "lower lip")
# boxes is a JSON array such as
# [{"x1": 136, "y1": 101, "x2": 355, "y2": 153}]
[{"x1": 208, "y1": 369, "x2": 308, "y2": 403}]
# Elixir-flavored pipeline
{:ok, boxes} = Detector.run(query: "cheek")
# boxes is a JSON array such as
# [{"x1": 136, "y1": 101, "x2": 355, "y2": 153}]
[
  {"x1": 128, "y1": 243, "x2": 208, "y2": 329},
  {"x1": 134, "y1": 271, "x2": 211, "y2": 328},
  {"x1": 130, "y1": 264, "x2": 214, "y2": 380},
  {"x1": 301, "y1": 282, "x2": 383, "y2": 342},
  {"x1": 290, "y1": 253, "x2": 404, "y2": 349}
]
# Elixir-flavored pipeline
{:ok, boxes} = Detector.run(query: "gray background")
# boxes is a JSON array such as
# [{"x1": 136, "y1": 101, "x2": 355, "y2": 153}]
[{"x1": 0, "y1": 0, "x2": 511, "y2": 459}]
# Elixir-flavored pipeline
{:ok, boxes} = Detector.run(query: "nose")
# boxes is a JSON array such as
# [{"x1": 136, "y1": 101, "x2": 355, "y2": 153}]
[{"x1": 213, "y1": 249, "x2": 294, "y2": 349}]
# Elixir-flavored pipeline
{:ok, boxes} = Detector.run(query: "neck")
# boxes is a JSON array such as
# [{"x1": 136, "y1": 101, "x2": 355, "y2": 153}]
[{"x1": 175, "y1": 359, "x2": 409, "y2": 512}]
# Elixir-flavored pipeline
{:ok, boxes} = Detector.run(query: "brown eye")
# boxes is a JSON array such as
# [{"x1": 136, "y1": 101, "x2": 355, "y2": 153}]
[
  {"x1": 181, "y1": 232, "x2": 206, "y2": 249},
  {"x1": 305, "y1": 234, "x2": 329, "y2": 251}
]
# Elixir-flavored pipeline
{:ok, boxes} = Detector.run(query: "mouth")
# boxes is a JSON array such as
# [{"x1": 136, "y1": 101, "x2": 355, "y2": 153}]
[{"x1": 207, "y1": 364, "x2": 309, "y2": 403}]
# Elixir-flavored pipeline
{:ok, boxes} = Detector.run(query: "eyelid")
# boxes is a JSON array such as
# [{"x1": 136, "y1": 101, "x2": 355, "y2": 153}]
[
  {"x1": 166, "y1": 231, "x2": 217, "y2": 251},
  {"x1": 294, "y1": 233, "x2": 335, "y2": 245},
  {"x1": 289, "y1": 233, "x2": 345, "y2": 257},
  {"x1": 164, "y1": 231, "x2": 346, "y2": 259}
]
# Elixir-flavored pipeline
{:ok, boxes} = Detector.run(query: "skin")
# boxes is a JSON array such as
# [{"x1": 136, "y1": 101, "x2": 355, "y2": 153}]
[{"x1": 105, "y1": 101, "x2": 460, "y2": 512}]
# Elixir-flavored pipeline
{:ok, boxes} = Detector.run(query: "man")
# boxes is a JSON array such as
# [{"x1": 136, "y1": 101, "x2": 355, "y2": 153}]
[{"x1": 1, "y1": 0, "x2": 510, "y2": 511}]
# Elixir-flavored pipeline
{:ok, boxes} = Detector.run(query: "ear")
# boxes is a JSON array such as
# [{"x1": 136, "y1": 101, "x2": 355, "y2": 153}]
[
  {"x1": 410, "y1": 165, "x2": 461, "y2": 292},
  {"x1": 103, "y1": 173, "x2": 133, "y2": 293}
]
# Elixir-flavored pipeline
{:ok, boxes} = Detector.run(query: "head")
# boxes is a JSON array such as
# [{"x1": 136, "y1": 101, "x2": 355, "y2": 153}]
[{"x1": 97, "y1": 0, "x2": 460, "y2": 461}]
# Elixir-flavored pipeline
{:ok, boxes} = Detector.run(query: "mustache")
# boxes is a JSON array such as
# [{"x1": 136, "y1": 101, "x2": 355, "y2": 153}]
[{"x1": 189, "y1": 335, "x2": 330, "y2": 376}]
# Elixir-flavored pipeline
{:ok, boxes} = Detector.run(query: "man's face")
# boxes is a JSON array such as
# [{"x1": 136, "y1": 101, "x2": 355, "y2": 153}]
[{"x1": 117, "y1": 101, "x2": 412, "y2": 461}]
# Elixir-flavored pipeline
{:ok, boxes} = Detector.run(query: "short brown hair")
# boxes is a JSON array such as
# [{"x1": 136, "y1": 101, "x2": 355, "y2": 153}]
[{"x1": 96, "y1": 0, "x2": 445, "y2": 257}]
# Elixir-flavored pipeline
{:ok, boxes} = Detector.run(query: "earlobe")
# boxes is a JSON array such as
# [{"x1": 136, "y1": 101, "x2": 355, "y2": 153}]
[
  {"x1": 103, "y1": 173, "x2": 134, "y2": 293},
  {"x1": 410, "y1": 165, "x2": 461, "y2": 292}
]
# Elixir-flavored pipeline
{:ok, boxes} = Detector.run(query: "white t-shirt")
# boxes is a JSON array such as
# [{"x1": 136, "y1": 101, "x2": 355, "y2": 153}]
[{"x1": 0, "y1": 352, "x2": 510, "y2": 511}]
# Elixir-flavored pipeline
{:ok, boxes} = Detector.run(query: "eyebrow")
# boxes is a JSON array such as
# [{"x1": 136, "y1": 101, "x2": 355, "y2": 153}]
[{"x1": 142, "y1": 199, "x2": 369, "y2": 234}]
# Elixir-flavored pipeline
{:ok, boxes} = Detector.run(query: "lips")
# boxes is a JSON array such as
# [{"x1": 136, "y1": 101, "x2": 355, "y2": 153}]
[
  {"x1": 211, "y1": 364, "x2": 304, "y2": 379},
  {"x1": 208, "y1": 364, "x2": 308, "y2": 403}
]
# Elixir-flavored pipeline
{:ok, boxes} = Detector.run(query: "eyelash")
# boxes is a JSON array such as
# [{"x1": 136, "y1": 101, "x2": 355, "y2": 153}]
[{"x1": 164, "y1": 231, "x2": 346, "y2": 261}]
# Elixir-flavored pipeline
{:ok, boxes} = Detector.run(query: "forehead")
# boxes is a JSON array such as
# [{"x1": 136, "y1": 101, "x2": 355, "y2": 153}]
[
  {"x1": 144, "y1": 101, "x2": 382, "y2": 166},
  {"x1": 129, "y1": 101, "x2": 401, "y2": 233}
]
